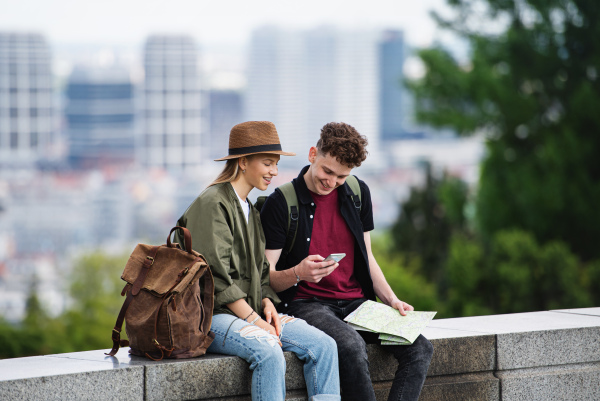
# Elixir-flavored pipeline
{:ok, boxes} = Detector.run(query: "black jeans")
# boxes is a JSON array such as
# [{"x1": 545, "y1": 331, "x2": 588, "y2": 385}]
[{"x1": 286, "y1": 298, "x2": 433, "y2": 401}]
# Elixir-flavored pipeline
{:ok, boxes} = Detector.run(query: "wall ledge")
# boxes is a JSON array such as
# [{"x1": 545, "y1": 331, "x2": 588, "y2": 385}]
[{"x1": 1, "y1": 307, "x2": 599, "y2": 400}]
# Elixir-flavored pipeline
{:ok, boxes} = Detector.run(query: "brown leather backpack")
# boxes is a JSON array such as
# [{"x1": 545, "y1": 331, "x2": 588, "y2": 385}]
[{"x1": 107, "y1": 226, "x2": 215, "y2": 360}]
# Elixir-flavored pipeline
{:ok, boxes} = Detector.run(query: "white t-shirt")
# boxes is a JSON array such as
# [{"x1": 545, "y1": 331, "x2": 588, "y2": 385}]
[{"x1": 235, "y1": 190, "x2": 250, "y2": 223}]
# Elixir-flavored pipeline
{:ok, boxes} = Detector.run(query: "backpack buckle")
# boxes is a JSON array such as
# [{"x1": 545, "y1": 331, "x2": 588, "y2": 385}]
[{"x1": 290, "y1": 205, "x2": 299, "y2": 221}]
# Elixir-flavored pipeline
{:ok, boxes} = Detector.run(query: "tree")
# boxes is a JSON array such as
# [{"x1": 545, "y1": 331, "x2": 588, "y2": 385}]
[
  {"x1": 62, "y1": 251, "x2": 129, "y2": 352},
  {"x1": 408, "y1": 0, "x2": 600, "y2": 260},
  {"x1": 0, "y1": 251, "x2": 128, "y2": 359},
  {"x1": 444, "y1": 229, "x2": 591, "y2": 316},
  {"x1": 390, "y1": 162, "x2": 469, "y2": 285}
]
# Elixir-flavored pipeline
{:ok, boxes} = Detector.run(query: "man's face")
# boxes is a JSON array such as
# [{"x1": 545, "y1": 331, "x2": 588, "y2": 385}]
[{"x1": 304, "y1": 147, "x2": 353, "y2": 195}]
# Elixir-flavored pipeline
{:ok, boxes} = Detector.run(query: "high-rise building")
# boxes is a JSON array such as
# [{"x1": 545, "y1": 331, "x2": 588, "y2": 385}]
[
  {"x1": 0, "y1": 32, "x2": 54, "y2": 168},
  {"x1": 208, "y1": 89, "x2": 243, "y2": 161},
  {"x1": 65, "y1": 66, "x2": 135, "y2": 168},
  {"x1": 246, "y1": 27, "x2": 309, "y2": 164},
  {"x1": 141, "y1": 35, "x2": 205, "y2": 170},
  {"x1": 246, "y1": 26, "x2": 381, "y2": 169},
  {"x1": 379, "y1": 30, "x2": 406, "y2": 141}
]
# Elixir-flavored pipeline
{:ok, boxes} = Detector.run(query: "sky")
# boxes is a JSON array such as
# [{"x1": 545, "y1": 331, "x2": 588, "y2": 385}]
[{"x1": 1, "y1": 0, "x2": 451, "y2": 48}]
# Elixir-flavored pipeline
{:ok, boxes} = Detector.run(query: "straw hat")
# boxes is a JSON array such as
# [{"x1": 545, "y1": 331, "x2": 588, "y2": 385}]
[{"x1": 215, "y1": 121, "x2": 296, "y2": 161}]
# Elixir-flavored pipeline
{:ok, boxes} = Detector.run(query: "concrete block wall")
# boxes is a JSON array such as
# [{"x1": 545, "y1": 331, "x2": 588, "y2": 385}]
[{"x1": 1, "y1": 307, "x2": 599, "y2": 400}]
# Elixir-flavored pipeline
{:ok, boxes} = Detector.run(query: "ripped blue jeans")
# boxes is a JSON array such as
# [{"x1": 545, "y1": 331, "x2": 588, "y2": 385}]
[{"x1": 208, "y1": 313, "x2": 340, "y2": 401}]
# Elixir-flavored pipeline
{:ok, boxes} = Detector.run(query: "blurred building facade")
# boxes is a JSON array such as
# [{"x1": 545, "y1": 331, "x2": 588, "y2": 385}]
[
  {"x1": 141, "y1": 35, "x2": 206, "y2": 170},
  {"x1": 65, "y1": 66, "x2": 136, "y2": 168},
  {"x1": 207, "y1": 89, "x2": 243, "y2": 160},
  {"x1": 246, "y1": 26, "x2": 385, "y2": 168},
  {"x1": 246, "y1": 27, "x2": 308, "y2": 164},
  {"x1": 0, "y1": 32, "x2": 54, "y2": 169},
  {"x1": 379, "y1": 29, "x2": 406, "y2": 141}
]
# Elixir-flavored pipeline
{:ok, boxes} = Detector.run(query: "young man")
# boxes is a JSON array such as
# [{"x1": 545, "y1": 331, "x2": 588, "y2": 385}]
[{"x1": 260, "y1": 122, "x2": 433, "y2": 401}]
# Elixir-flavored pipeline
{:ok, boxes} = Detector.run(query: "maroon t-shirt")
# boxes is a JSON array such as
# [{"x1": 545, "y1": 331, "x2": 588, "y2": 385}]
[{"x1": 293, "y1": 188, "x2": 365, "y2": 300}]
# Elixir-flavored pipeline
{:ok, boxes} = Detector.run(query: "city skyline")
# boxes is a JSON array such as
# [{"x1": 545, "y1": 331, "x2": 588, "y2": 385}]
[{"x1": 2, "y1": 0, "x2": 451, "y2": 48}]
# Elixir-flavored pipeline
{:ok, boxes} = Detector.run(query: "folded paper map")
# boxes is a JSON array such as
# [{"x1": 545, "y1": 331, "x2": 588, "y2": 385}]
[{"x1": 343, "y1": 300, "x2": 436, "y2": 345}]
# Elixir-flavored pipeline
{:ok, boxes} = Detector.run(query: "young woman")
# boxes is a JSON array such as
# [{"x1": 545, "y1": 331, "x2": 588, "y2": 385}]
[{"x1": 175, "y1": 121, "x2": 340, "y2": 401}]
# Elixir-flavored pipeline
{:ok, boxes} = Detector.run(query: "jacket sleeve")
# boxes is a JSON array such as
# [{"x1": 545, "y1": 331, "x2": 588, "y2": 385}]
[
  {"x1": 260, "y1": 257, "x2": 280, "y2": 306},
  {"x1": 183, "y1": 195, "x2": 247, "y2": 310}
]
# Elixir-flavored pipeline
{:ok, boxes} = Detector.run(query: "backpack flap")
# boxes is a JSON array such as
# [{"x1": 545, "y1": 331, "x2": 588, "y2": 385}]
[{"x1": 121, "y1": 244, "x2": 204, "y2": 296}]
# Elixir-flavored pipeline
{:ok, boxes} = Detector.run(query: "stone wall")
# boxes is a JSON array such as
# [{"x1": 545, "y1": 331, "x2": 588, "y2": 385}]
[{"x1": 1, "y1": 307, "x2": 599, "y2": 400}]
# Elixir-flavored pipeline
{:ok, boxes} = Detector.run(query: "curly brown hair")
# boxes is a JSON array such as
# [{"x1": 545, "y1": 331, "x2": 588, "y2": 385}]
[{"x1": 316, "y1": 122, "x2": 369, "y2": 168}]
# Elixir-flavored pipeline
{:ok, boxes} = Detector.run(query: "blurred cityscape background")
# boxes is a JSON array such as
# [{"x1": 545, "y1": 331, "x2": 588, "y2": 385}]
[{"x1": 1, "y1": 0, "x2": 599, "y2": 358}]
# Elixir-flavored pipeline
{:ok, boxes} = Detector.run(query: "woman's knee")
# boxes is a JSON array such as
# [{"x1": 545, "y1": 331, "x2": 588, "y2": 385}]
[
  {"x1": 312, "y1": 331, "x2": 339, "y2": 360},
  {"x1": 251, "y1": 343, "x2": 286, "y2": 371}
]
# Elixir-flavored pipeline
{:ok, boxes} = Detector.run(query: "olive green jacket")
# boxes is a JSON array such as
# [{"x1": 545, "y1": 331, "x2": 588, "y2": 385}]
[{"x1": 175, "y1": 182, "x2": 280, "y2": 317}]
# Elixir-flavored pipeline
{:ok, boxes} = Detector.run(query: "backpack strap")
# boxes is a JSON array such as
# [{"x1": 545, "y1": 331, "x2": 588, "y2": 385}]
[
  {"x1": 277, "y1": 182, "x2": 299, "y2": 261},
  {"x1": 276, "y1": 177, "x2": 361, "y2": 261},
  {"x1": 254, "y1": 195, "x2": 267, "y2": 212},
  {"x1": 106, "y1": 245, "x2": 160, "y2": 357},
  {"x1": 345, "y1": 175, "x2": 362, "y2": 211}
]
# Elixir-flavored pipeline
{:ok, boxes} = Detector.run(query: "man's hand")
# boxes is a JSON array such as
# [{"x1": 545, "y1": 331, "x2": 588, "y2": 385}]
[
  {"x1": 390, "y1": 298, "x2": 414, "y2": 316},
  {"x1": 296, "y1": 255, "x2": 338, "y2": 283}
]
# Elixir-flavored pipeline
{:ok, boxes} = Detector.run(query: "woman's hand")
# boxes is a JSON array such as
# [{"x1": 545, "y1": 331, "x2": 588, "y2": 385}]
[
  {"x1": 262, "y1": 298, "x2": 282, "y2": 337},
  {"x1": 253, "y1": 318, "x2": 282, "y2": 347}
]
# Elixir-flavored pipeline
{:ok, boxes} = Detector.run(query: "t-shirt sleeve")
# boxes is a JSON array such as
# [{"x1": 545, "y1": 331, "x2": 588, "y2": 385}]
[
  {"x1": 260, "y1": 190, "x2": 288, "y2": 250},
  {"x1": 358, "y1": 178, "x2": 375, "y2": 232}
]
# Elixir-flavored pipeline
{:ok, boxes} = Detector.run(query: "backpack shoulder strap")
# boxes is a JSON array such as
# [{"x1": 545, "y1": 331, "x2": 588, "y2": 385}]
[
  {"x1": 345, "y1": 175, "x2": 362, "y2": 210},
  {"x1": 277, "y1": 182, "x2": 299, "y2": 261},
  {"x1": 254, "y1": 195, "x2": 267, "y2": 212},
  {"x1": 275, "y1": 177, "x2": 361, "y2": 262}
]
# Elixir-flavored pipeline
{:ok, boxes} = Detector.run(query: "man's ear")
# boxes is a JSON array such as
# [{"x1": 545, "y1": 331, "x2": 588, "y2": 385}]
[{"x1": 308, "y1": 147, "x2": 318, "y2": 163}]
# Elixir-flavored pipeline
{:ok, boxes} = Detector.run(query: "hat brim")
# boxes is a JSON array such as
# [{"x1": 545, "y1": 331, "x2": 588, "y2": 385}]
[{"x1": 214, "y1": 150, "x2": 296, "y2": 162}]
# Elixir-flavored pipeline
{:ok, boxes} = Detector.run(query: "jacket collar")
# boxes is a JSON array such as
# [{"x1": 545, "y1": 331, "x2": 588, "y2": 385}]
[{"x1": 294, "y1": 165, "x2": 354, "y2": 204}]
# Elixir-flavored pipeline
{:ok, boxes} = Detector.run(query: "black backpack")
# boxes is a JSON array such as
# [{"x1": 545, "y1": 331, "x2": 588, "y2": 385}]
[{"x1": 255, "y1": 175, "x2": 362, "y2": 262}]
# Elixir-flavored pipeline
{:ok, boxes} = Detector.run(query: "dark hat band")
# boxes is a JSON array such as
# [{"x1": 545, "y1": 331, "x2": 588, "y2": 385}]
[{"x1": 228, "y1": 143, "x2": 283, "y2": 156}]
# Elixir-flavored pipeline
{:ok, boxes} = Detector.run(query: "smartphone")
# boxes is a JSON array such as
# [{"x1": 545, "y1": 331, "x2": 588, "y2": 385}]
[{"x1": 323, "y1": 253, "x2": 346, "y2": 264}]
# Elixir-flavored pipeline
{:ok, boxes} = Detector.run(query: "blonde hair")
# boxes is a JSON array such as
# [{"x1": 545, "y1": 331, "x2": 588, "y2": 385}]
[{"x1": 210, "y1": 159, "x2": 242, "y2": 186}]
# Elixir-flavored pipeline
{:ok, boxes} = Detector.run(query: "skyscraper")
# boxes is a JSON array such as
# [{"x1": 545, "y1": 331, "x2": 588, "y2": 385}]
[
  {"x1": 0, "y1": 32, "x2": 54, "y2": 168},
  {"x1": 141, "y1": 35, "x2": 205, "y2": 170},
  {"x1": 65, "y1": 65, "x2": 135, "y2": 168},
  {"x1": 208, "y1": 89, "x2": 243, "y2": 161},
  {"x1": 246, "y1": 26, "x2": 381, "y2": 168},
  {"x1": 246, "y1": 26, "x2": 309, "y2": 163},
  {"x1": 379, "y1": 30, "x2": 406, "y2": 141}
]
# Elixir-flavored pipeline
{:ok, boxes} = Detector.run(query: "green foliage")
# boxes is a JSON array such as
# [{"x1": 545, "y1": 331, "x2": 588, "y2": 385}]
[
  {"x1": 445, "y1": 234, "x2": 492, "y2": 317},
  {"x1": 408, "y1": 0, "x2": 600, "y2": 261},
  {"x1": 62, "y1": 252, "x2": 127, "y2": 352},
  {"x1": 387, "y1": 169, "x2": 596, "y2": 318},
  {"x1": 444, "y1": 229, "x2": 593, "y2": 316},
  {"x1": 586, "y1": 260, "x2": 600, "y2": 305},
  {"x1": 0, "y1": 251, "x2": 128, "y2": 359},
  {"x1": 372, "y1": 231, "x2": 441, "y2": 314},
  {"x1": 390, "y1": 163, "x2": 469, "y2": 284},
  {"x1": 386, "y1": 0, "x2": 600, "y2": 319}
]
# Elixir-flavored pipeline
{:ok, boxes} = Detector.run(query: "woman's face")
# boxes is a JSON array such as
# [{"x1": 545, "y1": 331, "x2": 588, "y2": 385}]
[{"x1": 240, "y1": 154, "x2": 280, "y2": 191}]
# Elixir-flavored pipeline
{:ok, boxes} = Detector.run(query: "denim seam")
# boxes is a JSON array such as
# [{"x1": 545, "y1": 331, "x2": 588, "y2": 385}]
[
  {"x1": 392, "y1": 345, "x2": 413, "y2": 401},
  {"x1": 212, "y1": 329, "x2": 266, "y2": 366},
  {"x1": 281, "y1": 337, "x2": 319, "y2": 395}
]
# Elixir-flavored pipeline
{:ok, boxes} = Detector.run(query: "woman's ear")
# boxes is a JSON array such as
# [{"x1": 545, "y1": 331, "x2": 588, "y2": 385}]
[{"x1": 238, "y1": 156, "x2": 247, "y2": 171}]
